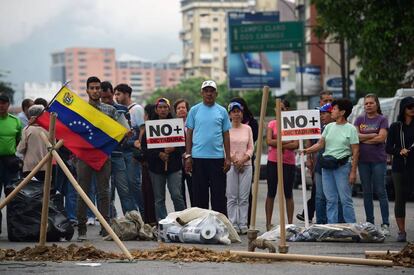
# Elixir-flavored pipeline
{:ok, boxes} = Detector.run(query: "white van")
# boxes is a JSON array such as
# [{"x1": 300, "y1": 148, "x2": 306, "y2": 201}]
[{"x1": 350, "y1": 88, "x2": 414, "y2": 127}]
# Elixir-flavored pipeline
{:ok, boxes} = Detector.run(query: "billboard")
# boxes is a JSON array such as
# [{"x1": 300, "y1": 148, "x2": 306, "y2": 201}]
[
  {"x1": 227, "y1": 12, "x2": 281, "y2": 90},
  {"x1": 295, "y1": 65, "x2": 322, "y2": 96}
]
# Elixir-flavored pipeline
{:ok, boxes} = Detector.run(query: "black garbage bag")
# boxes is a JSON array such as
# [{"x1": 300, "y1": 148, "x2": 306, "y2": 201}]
[{"x1": 5, "y1": 179, "x2": 74, "y2": 242}]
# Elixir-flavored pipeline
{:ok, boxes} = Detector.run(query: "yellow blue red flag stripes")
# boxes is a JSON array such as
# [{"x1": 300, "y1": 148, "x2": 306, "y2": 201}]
[{"x1": 37, "y1": 86, "x2": 128, "y2": 170}]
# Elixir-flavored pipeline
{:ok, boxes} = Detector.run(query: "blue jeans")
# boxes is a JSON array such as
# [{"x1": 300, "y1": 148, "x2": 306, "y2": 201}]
[
  {"x1": 55, "y1": 164, "x2": 77, "y2": 221},
  {"x1": 322, "y1": 163, "x2": 356, "y2": 223},
  {"x1": 124, "y1": 152, "x2": 145, "y2": 216},
  {"x1": 149, "y1": 170, "x2": 185, "y2": 221},
  {"x1": 111, "y1": 154, "x2": 137, "y2": 215},
  {"x1": 358, "y1": 162, "x2": 389, "y2": 225},
  {"x1": 314, "y1": 172, "x2": 327, "y2": 224},
  {"x1": 87, "y1": 175, "x2": 97, "y2": 219}
]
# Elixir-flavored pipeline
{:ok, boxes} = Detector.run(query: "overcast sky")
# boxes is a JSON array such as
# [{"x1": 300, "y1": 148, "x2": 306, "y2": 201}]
[{"x1": 0, "y1": 0, "x2": 182, "y2": 88}]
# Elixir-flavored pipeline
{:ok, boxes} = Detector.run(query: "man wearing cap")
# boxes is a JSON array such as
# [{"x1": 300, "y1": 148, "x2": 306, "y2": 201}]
[
  {"x1": 185, "y1": 80, "x2": 231, "y2": 215},
  {"x1": 0, "y1": 93, "x2": 22, "y2": 234}
]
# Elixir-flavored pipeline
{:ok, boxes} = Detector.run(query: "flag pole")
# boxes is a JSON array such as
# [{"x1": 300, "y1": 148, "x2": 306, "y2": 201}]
[
  {"x1": 39, "y1": 132, "x2": 133, "y2": 260},
  {"x1": 39, "y1": 112, "x2": 57, "y2": 246}
]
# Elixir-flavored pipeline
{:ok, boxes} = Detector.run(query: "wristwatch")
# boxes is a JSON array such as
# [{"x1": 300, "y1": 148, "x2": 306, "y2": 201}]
[{"x1": 184, "y1": 154, "x2": 192, "y2": 159}]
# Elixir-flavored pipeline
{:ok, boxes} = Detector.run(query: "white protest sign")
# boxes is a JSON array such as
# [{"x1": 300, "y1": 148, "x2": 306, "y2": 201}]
[
  {"x1": 279, "y1": 109, "x2": 321, "y2": 229},
  {"x1": 281, "y1": 110, "x2": 321, "y2": 141},
  {"x1": 145, "y1": 118, "x2": 185, "y2": 149}
]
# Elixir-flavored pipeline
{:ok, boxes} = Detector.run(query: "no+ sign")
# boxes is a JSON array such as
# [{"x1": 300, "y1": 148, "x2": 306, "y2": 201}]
[
  {"x1": 145, "y1": 118, "x2": 185, "y2": 149},
  {"x1": 281, "y1": 110, "x2": 321, "y2": 141}
]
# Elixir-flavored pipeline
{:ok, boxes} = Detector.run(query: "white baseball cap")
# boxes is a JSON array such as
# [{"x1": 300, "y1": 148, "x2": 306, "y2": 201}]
[{"x1": 201, "y1": 80, "x2": 217, "y2": 90}]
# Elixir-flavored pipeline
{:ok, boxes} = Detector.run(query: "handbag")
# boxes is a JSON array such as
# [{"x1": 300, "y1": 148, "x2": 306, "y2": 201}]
[{"x1": 319, "y1": 155, "x2": 349, "y2": 170}]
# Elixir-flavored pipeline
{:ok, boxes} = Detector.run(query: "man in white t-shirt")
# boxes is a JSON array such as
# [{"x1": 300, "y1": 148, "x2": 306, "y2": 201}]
[{"x1": 114, "y1": 84, "x2": 145, "y2": 216}]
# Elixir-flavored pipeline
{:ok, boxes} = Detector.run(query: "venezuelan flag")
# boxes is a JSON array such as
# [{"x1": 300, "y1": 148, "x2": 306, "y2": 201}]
[{"x1": 37, "y1": 86, "x2": 128, "y2": 170}]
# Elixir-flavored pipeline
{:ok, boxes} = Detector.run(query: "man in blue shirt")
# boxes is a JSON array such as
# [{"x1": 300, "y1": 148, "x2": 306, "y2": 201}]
[{"x1": 185, "y1": 80, "x2": 231, "y2": 215}]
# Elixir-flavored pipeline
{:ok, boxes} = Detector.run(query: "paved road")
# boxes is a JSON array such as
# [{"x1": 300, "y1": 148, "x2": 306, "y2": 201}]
[{"x1": 0, "y1": 181, "x2": 413, "y2": 274}]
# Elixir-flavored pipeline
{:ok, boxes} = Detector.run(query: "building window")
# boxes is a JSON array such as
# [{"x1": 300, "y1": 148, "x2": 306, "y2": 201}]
[
  {"x1": 78, "y1": 51, "x2": 86, "y2": 55},
  {"x1": 79, "y1": 72, "x2": 87, "y2": 76},
  {"x1": 213, "y1": 27, "x2": 219, "y2": 32},
  {"x1": 213, "y1": 47, "x2": 219, "y2": 52},
  {"x1": 213, "y1": 17, "x2": 218, "y2": 22},
  {"x1": 80, "y1": 79, "x2": 86, "y2": 83},
  {"x1": 104, "y1": 73, "x2": 111, "y2": 77},
  {"x1": 104, "y1": 59, "x2": 112, "y2": 63},
  {"x1": 79, "y1": 65, "x2": 87, "y2": 69},
  {"x1": 78, "y1": 58, "x2": 86, "y2": 62},
  {"x1": 104, "y1": 66, "x2": 112, "y2": 70}
]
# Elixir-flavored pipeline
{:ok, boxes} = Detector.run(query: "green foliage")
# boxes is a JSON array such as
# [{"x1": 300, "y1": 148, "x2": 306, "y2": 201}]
[
  {"x1": 148, "y1": 78, "x2": 300, "y2": 117},
  {"x1": 147, "y1": 77, "x2": 240, "y2": 109},
  {"x1": 147, "y1": 77, "x2": 205, "y2": 107},
  {"x1": 312, "y1": 0, "x2": 414, "y2": 97}
]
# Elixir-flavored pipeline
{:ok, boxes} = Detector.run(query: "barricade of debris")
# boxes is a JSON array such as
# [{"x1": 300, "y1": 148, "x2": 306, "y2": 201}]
[
  {"x1": 0, "y1": 244, "x2": 256, "y2": 263},
  {"x1": 367, "y1": 243, "x2": 414, "y2": 267}
]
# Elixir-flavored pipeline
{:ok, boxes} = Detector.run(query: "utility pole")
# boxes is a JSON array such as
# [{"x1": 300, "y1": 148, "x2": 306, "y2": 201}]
[{"x1": 339, "y1": 38, "x2": 348, "y2": 99}]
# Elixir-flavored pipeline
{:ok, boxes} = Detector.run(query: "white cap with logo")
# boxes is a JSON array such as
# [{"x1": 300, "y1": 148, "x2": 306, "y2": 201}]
[{"x1": 201, "y1": 80, "x2": 217, "y2": 90}]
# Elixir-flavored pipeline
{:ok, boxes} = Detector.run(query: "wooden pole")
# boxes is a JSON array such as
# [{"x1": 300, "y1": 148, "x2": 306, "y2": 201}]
[
  {"x1": 39, "y1": 112, "x2": 57, "y2": 246},
  {"x1": 230, "y1": 250, "x2": 393, "y2": 267},
  {"x1": 0, "y1": 140, "x2": 64, "y2": 210},
  {"x1": 365, "y1": 251, "x2": 399, "y2": 257},
  {"x1": 39, "y1": 133, "x2": 133, "y2": 260},
  {"x1": 249, "y1": 86, "x2": 270, "y2": 230},
  {"x1": 299, "y1": 140, "x2": 309, "y2": 228},
  {"x1": 275, "y1": 99, "x2": 288, "y2": 253}
]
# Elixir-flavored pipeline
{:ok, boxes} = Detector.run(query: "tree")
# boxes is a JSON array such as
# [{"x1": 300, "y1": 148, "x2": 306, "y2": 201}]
[
  {"x1": 147, "y1": 77, "x2": 205, "y2": 107},
  {"x1": 312, "y1": 0, "x2": 414, "y2": 97}
]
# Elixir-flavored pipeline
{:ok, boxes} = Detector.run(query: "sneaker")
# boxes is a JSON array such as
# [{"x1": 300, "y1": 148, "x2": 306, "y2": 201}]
[
  {"x1": 239, "y1": 226, "x2": 248, "y2": 235},
  {"x1": 266, "y1": 224, "x2": 274, "y2": 231},
  {"x1": 86, "y1": 217, "x2": 95, "y2": 226},
  {"x1": 397, "y1": 231, "x2": 407, "y2": 242},
  {"x1": 77, "y1": 233, "x2": 87, "y2": 242},
  {"x1": 381, "y1": 224, "x2": 390, "y2": 236},
  {"x1": 296, "y1": 213, "x2": 305, "y2": 222},
  {"x1": 100, "y1": 228, "x2": 109, "y2": 237}
]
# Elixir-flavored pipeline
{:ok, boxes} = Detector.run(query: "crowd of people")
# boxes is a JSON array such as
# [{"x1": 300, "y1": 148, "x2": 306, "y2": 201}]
[{"x1": 0, "y1": 76, "x2": 413, "y2": 243}]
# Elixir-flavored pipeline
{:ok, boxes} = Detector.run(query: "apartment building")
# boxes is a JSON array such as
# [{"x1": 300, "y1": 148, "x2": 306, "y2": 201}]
[
  {"x1": 51, "y1": 48, "x2": 182, "y2": 102},
  {"x1": 180, "y1": 0, "x2": 253, "y2": 83}
]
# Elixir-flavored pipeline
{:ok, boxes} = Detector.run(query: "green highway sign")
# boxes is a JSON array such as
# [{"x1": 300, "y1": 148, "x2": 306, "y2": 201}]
[{"x1": 230, "y1": 21, "x2": 305, "y2": 53}]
